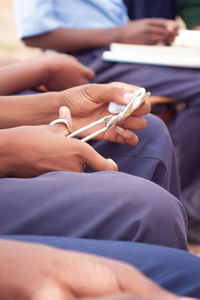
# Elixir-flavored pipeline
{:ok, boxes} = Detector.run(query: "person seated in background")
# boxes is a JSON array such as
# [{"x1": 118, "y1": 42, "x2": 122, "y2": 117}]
[
  {"x1": 123, "y1": 0, "x2": 200, "y2": 243},
  {"x1": 1, "y1": 236, "x2": 200, "y2": 300},
  {"x1": 0, "y1": 52, "x2": 187, "y2": 249},
  {"x1": 12, "y1": 0, "x2": 200, "y2": 244}
]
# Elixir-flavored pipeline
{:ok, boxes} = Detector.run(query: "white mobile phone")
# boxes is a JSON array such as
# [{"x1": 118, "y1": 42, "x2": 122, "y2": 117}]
[{"x1": 108, "y1": 88, "x2": 150, "y2": 117}]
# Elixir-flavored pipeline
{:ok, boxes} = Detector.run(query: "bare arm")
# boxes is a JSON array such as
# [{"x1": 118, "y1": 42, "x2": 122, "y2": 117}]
[
  {"x1": 0, "y1": 104, "x2": 117, "y2": 178},
  {"x1": 0, "y1": 92, "x2": 59, "y2": 129},
  {"x1": 0, "y1": 83, "x2": 150, "y2": 177},
  {"x1": 23, "y1": 27, "x2": 122, "y2": 52},
  {"x1": 0, "y1": 59, "x2": 50, "y2": 95},
  {"x1": 0, "y1": 52, "x2": 94, "y2": 95},
  {"x1": 23, "y1": 19, "x2": 179, "y2": 52}
]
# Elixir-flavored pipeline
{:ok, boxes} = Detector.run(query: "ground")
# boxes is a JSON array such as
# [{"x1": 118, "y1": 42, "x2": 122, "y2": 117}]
[
  {"x1": 0, "y1": 0, "x2": 199, "y2": 256},
  {"x1": 0, "y1": 0, "x2": 38, "y2": 57}
]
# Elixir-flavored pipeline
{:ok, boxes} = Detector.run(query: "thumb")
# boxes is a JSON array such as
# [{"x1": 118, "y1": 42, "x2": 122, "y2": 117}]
[
  {"x1": 82, "y1": 65, "x2": 95, "y2": 80},
  {"x1": 50, "y1": 106, "x2": 73, "y2": 136}
]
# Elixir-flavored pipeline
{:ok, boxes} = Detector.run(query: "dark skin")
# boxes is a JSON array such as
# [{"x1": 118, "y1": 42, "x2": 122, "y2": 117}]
[
  {"x1": 0, "y1": 52, "x2": 94, "y2": 94},
  {"x1": 23, "y1": 19, "x2": 179, "y2": 52},
  {"x1": 0, "y1": 53, "x2": 194, "y2": 300},
  {"x1": 0, "y1": 55, "x2": 150, "y2": 177},
  {"x1": 0, "y1": 239, "x2": 196, "y2": 300},
  {"x1": 0, "y1": 82, "x2": 150, "y2": 178},
  {"x1": 0, "y1": 106, "x2": 118, "y2": 177}
]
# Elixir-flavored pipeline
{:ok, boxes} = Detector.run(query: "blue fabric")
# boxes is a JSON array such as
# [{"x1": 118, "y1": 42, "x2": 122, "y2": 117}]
[
  {"x1": 123, "y1": 0, "x2": 176, "y2": 20},
  {"x1": 74, "y1": 47, "x2": 200, "y2": 222},
  {"x1": 0, "y1": 169, "x2": 187, "y2": 249},
  {"x1": 1, "y1": 236, "x2": 200, "y2": 297},
  {"x1": 2, "y1": 91, "x2": 187, "y2": 249},
  {"x1": 12, "y1": 0, "x2": 128, "y2": 39}
]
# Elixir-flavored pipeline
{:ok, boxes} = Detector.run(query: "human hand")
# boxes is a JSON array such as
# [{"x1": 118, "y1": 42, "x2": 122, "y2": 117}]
[
  {"x1": 59, "y1": 82, "x2": 151, "y2": 146},
  {"x1": 1, "y1": 107, "x2": 117, "y2": 178},
  {"x1": 0, "y1": 239, "x2": 186, "y2": 300},
  {"x1": 36, "y1": 52, "x2": 95, "y2": 91},
  {"x1": 119, "y1": 19, "x2": 179, "y2": 45}
]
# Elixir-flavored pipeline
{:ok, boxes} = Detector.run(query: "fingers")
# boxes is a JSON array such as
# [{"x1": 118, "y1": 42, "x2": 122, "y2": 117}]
[
  {"x1": 75, "y1": 65, "x2": 95, "y2": 85},
  {"x1": 119, "y1": 116, "x2": 147, "y2": 130},
  {"x1": 108, "y1": 82, "x2": 141, "y2": 105},
  {"x1": 79, "y1": 141, "x2": 118, "y2": 172},
  {"x1": 148, "y1": 18, "x2": 171, "y2": 29},
  {"x1": 147, "y1": 19, "x2": 178, "y2": 44},
  {"x1": 82, "y1": 65, "x2": 95, "y2": 81},
  {"x1": 105, "y1": 84, "x2": 151, "y2": 114},
  {"x1": 166, "y1": 20, "x2": 179, "y2": 34},
  {"x1": 133, "y1": 101, "x2": 151, "y2": 115},
  {"x1": 50, "y1": 106, "x2": 72, "y2": 136},
  {"x1": 115, "y1": 127, "x2": 139, "y2": 146},
  {"x1": 89, "y1": 82, "x2": 141, "y2": 106}
]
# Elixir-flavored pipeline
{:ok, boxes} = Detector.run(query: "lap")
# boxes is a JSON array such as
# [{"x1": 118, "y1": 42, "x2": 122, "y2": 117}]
[
  {"x1": 75, "y1": 48, "x2": 200, "y2": 103},
  {"x1": 0, "y1": 171, "x2": 187, "y2": 248}
]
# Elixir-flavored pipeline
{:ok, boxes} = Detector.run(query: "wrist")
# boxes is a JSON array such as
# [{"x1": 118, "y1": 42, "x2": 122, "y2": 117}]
[
  {"x1": 37, "y1": 53, "x2": 61, "y2": 84},
  {"x1": 31, "y1": 53, "x2": 56, "y2": 86},
  {"x1": 27, "y1": 91, "x2": 62, "y2": 124},
  {"x1": 0, "y1": 129, "x2": 14, "y2": 177},
  {"x1": 113, "y1": 25, "x2": 127, "y2": 43}
]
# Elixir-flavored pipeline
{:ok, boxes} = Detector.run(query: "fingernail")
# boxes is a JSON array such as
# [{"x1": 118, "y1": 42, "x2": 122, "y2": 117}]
[
  {"x1": 60, "y1": 106, "x2": 66, "y2": 118},
  {"x1": 107, "y1": 158, "x2": 118, "y2": 171},
  {"x1": 115, "y1": 126, "x2": 124, "y2": 134}
]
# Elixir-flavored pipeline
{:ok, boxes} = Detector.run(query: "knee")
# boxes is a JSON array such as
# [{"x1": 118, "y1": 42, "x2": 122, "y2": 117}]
[
  {"x1": 138, "y1": 113, "x2": 175, "y2": 167},
  {"x1": 144, "y1": 113, "x2": 171, "y2": 143},
  {"x1": 99, "y1": 173, "x2": 187, "y2": 249},
  {"x1": 131, "y1": 178, "x2": 187, "y2": 249}
]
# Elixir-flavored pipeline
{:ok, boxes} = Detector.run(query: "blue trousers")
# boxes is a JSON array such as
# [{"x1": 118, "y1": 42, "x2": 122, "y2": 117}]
[
  {"x1": 74, "y1": 47, "x2": 200, "y2": 222},
  {"x1": 0, "y1": 112, "x2": 187, "y2": 249},
  {"x1": 0, "y1": 171, "x2": 187, "y2": 249},
  {"x1": 2, "y1": 236, "x2": 200, "y2": 298}
]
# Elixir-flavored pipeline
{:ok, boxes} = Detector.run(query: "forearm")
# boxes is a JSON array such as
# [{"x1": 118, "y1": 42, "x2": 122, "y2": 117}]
[
  {"x1": 0, "y1": 92, "x2": 60, "y2": 129},
  {"x1": 23, "y1": 27, "x2": 124, "y2": 52},
  {"x1": 0, "y1": 130, "x2": 11, "y2": 177},
  {"x1": 0, "y1": 58, "x2": 50, "y2": 95}
]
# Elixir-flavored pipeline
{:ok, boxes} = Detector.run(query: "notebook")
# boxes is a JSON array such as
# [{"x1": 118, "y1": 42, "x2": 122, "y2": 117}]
[
  {"x1": 102, "y1": 30, "x2": 200, "y2": 69},
  {"x1": 172, "y1": 29, "x2": 200, "y2": 48}
]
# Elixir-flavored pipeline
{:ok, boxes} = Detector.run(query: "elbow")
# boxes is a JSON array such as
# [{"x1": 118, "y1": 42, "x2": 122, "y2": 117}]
[{"x1": 22, "y1": 37, "x2": 38, "y2": 48}]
